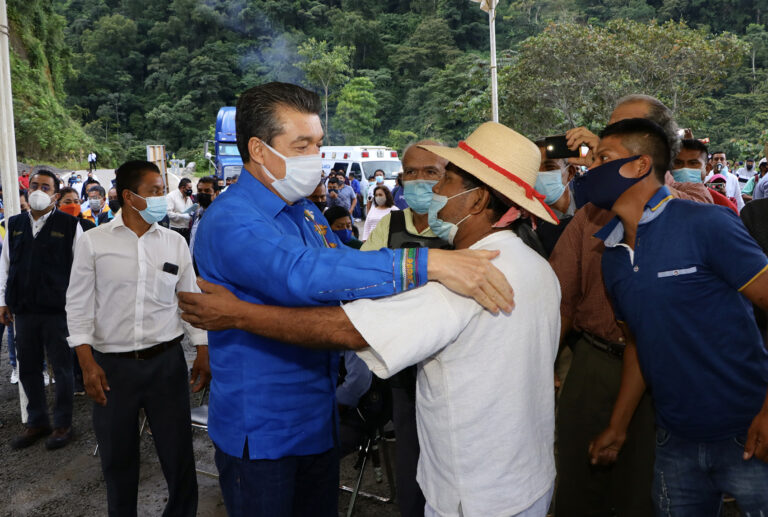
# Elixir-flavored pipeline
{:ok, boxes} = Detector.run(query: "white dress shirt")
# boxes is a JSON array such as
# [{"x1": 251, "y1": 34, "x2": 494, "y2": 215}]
[
  {"x1": 343, "y1": 232, "x2": 561, "y2": 517},
  {"x1": 66, "y1": 212, "x2": 206, "y2": 352},
  {"x1": 0, "y1": 209, "x2": 84, "y2": 305},
  {"x1": 166, "y1": 188, "x2": 193, "y2": 229}
]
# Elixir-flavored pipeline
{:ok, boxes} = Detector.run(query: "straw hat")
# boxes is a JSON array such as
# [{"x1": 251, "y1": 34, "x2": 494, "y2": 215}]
[{"x1": 419, "y1": 122, "x2": 558, "y2": 224}]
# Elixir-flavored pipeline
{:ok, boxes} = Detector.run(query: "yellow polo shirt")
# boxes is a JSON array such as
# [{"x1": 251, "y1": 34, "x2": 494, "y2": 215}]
[{"x1": 361, "y1": 208, "x2": 437, "y2": 251}]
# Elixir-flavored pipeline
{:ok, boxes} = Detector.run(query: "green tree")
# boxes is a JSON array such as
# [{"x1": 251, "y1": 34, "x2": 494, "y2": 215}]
[
  {"x1": 334, "y1": 77, "x2": 380, "y2": 145},
  {"x1": 496, "y1": 20, "x2": 746, "y2": 138},
  {"x1": 297, "y1": 38, "x2": 354, "y2": 142}
]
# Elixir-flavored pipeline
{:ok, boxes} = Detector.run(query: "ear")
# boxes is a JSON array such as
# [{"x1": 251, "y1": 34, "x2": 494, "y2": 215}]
[
  {"x1": 564, "y1": 164, "x2": 577, "y2": 184},
  {"x1": 637, "y1": 155, "x2": 654, "y2": 177},
  {"x1": 248, "y1": 137, "x2": 265, "y2": 165},
  {"x1": 468, "y1": 188, "x2": 491, "y2": 216}
]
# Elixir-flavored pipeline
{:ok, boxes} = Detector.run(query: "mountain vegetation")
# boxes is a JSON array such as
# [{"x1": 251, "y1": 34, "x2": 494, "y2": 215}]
[{"x1": 7, "y1": 0, "x2": 768, "y2": 168}]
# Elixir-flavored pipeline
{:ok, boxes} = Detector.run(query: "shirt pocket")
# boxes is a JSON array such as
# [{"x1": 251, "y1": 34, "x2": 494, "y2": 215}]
[
  {"x1": 153, "y1": 270, "x2": 178, "y2": 306},
  {"x1": 656, "y1": 266, "x2": 697, "y2": 279}
]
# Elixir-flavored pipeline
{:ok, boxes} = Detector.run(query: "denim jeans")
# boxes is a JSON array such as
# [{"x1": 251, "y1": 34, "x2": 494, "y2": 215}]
[
  {"x1": 214, "y1": 443, "x2": 339, "y2": 517},
  {"x1": 5, "y1": 323, "x2": 15, "y2": 367},
  {"x1": 653, "y1": 427, "x2": 768, "y2": 516}
]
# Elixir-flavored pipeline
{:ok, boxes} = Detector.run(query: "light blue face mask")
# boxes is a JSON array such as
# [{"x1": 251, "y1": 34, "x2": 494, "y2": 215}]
[
  {"x1": 534, "y1": 170, "x2": 567, "y2": 205},
  {"x1": 131, "y1": 192, "x2": 168, "y2": 224},
  {"x1": 427, "y1": 187, "x2": 478, "y2": 245},
  {"x1": 402, "y1": 180, "x2": 438, "y2": 214},
  {"x1": 671, "y1": 168, "x2": 703, "y2": 184}
]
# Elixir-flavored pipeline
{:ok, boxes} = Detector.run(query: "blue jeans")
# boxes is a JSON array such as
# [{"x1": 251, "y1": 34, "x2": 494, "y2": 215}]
[
  {"x1": 5, "y1": 324, "x2": 15, "y2": 367},
  {"x1": 214, "y1": 443, "x2": 339, "y2": 517},
  {"x1": 653, "y1": 427, "x2": 768, "y2": 516}
]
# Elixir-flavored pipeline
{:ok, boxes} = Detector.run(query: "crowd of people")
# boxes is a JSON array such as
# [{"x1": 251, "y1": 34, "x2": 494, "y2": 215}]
[{"x1": 2, "y1": 81, "x2": 768, "y2": 517}]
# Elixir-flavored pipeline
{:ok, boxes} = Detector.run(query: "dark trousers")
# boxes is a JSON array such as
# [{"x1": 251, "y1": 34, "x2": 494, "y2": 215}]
[
  {"x1": 391, "y1": 385, "x2": 425, "y2": 517},
  {"x1": 555, "y1": 337, "x2": 656, "y2": 517},
  {"x1": 15, "y1": 313, "x2": 73, "y2": 429},
  {"x1": 93, "y1": 345, "x2": 197, "y2": 517},
  {"x1": 214, "y1": 443, "x2": 339, "y2": 517}
]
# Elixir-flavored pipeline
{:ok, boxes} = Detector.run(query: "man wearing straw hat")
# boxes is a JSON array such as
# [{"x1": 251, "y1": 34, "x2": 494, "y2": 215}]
[{"x1": 179, "y1": 122, "x2": 562, "y2": 517}]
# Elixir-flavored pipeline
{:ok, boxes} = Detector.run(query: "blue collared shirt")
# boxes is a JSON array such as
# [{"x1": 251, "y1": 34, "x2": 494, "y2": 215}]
[
  {"x1": 194, "y1": 169, "x2": 428, "y2": 459},
  {"x1": 597, "y1": 186, "x2": 768, "y2": 441}
]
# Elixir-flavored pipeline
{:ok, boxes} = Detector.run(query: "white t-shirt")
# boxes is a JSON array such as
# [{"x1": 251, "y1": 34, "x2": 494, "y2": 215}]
[{"x1": 343, "y1": 231, "x2": 561, "y2": 517}]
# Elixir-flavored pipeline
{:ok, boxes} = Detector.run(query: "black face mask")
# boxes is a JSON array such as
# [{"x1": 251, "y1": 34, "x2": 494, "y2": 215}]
[
  {"x1": 184, "y1": 188, "x2": 193, "y2": 197},
  {"x1": 314, "y1": 200, "x2": 327, "y2": 212},
  {"x1": 196, "y1": 193, "x2": 212, "y2": 209},
  {"x1": 108, "y1": 200, "x2": 120, "y2": 213}
]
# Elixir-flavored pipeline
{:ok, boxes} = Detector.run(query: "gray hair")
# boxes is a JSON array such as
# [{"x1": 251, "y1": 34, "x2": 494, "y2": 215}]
[
  {"x1": 615, "y1": 94, "x2": 680, "y2": 168},
  {"x1": 402, "y1": 139, "x2": 446, "y2": 159}
]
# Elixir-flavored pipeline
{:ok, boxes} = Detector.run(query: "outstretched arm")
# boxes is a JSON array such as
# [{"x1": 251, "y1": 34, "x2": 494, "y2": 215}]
[{"x1": 178, "y1": 279, "x2": 367, "y2": 350}]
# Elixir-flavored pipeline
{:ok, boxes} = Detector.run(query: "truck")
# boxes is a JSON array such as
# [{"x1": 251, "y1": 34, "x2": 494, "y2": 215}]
[{"x1": 205, "y1": 107, "x2": 243, "y2": 180}]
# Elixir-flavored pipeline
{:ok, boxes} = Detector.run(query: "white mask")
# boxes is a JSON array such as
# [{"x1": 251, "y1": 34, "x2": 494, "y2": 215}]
[
  {"x1": 260, "y1": 141, "x2": 322, "y2": 203},
  {"x1": 29, "y1": 190, "x2": 54, "y2": 211},
  {"x1": 374, "y1": 195, "x2": 386, "y2": 206}
]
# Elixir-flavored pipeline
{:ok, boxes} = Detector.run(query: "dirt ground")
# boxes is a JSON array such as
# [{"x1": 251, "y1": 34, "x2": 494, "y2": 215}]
[
  {"x1": 0, "y1": 338, "x2": 743, "y2": 517},
  {"x1": 0, "y1": 342, "x2": 398, "y2": 517}
]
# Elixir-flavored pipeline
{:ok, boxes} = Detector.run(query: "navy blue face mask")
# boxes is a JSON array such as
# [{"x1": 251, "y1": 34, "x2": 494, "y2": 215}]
[
  {"x1": 333, "y1": 229, "x2": 353, "y2": 244},
  {"x1": 583, "y1": 155, "x2": 649, "y2": 210}
]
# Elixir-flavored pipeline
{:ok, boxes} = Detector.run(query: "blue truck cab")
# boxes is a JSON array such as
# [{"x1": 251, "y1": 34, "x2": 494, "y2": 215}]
[{"x1": 205, "y1": 107, "x2": 243, "y2": 180}]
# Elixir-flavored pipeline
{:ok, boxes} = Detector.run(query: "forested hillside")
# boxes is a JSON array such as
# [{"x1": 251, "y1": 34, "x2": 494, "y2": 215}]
[{"x1": 8, "y1": 0, "x2": 768, "y2": 166}]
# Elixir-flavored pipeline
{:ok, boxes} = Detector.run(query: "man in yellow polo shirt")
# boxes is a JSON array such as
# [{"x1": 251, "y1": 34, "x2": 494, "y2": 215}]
[
  {"x1": 360, "y1": 140, "x2": 448, "y2": 517},
  {"x1": 362, "y1": 141, "x2": 449, "y2": 252}
]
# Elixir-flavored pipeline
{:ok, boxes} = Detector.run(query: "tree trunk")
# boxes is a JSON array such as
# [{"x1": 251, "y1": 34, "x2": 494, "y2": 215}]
[{"x1": 324, "y1": 84, "x2": 329, "y2": 145}]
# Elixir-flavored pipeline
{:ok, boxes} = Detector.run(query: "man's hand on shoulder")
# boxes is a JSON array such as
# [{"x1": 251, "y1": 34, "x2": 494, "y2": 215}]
[{"x1": 427, "y1": 248, "x2": 514, "y2": 314}]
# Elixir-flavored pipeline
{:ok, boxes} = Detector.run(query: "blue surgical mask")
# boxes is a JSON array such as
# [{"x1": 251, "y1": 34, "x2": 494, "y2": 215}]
[
  {"x1": 534, "y1": 170, "x2": 567, "y2": 205},
  {"x1": 671, "y1": 168, "x2": 703, "y2": 184},
  {"x1": 402, "y1": 180, "x2": 438, "y2": 214},
  {"x1": 131, "y1": 192, "x2": 167, "y2": 224},
  {"x1": 583, "y1": 155, "x2": 648, "y2": 210},
  {"x1": 428, "y1": 187, "x2": 478, "y2": 245},
  {"x1": 375, "y1": 176, "x2": 384, "y2": 184},
  {"x1": 333, "y1": 229, "x2": 353, "y2": 244}
]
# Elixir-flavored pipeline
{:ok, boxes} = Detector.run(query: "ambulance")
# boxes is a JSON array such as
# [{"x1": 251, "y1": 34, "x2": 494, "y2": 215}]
[{"x1": 320, "y1": 146, "x2": 402, "y2": 192}]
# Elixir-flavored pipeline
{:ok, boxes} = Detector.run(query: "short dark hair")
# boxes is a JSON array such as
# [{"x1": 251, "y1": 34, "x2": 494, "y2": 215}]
[
  {"x1": 600, "y1": 118, "x2": 671, "y2": 182},
  {"x1": 115, "y1": 160, "x2": 160, "y2": 208},
  {"x1": 179, "y1": 178, "x2": 192, "y2": 188},
  {"x1": 58, "y1": 187, "x2": 78, "y2": 204},
  {"x1": 235, "y1": 82, "x2": 321, "y2": 163},
  {"x1": 327, "y1": 178, "x2": 340, "y2": 186},
  {"x1": 87, "y1": 185, "x2": 106, "y2": 198},
  {"x1": 448, "y1": 163, "x2": 510, "y2": 221},
  {"x1": 712, "y1": 150, "x2": 726, "y2": 157},
  {"x1": 372, "y1": 185, "x2": 395, "y2": 208},
  {"x1": 198, "y1": 176, "x2": 217, "y2": 188},
  {"x1": 30, "y1": 169, "x2": 60, "y2": 193},
  {"x1": 680, "y1": 139, "x2": 708, "y2": 160},
  {"x1": 324, "y1": 206, "x2": 352, "y2": 226}
]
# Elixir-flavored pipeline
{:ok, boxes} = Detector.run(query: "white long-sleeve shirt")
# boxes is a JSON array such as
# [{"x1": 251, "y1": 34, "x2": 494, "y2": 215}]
[
  {"x1": 66, "y1": 212, "x2": 206, "y2": 352},
  {"x1": 166, "y1": 188, "x2": 193, "y2": 229},
  {"x1": 0, "y1": 209, "x2": 83, "y2": 305}
]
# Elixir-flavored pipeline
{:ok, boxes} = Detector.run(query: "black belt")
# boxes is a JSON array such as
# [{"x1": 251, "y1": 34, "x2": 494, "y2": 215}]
[
  {"x1": 582, "y1": 331, "x2": 625, "y2": 359},
  {"x1": 106, "y1": 335, "x2": 183, "y2": 360}
]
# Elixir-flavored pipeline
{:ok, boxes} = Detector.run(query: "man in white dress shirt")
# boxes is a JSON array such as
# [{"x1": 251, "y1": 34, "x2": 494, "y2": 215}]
[
  {"x1": 0, "y1": 169, "x2": 83, "y2": 450},
  {"x1": 166, "y1": 177, "x2": 194, "y2": 242},
  {"x1": 67, "y1": 160, "x2": 210, "y2": 517},
  {"x1": 178, "y1": 123, "x2": 562, "y2": 517}
]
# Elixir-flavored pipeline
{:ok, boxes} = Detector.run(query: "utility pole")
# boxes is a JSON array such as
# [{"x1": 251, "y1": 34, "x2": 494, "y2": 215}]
[{"x1": 0, "y1": 0, "x2": 20, "y2": 217}]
